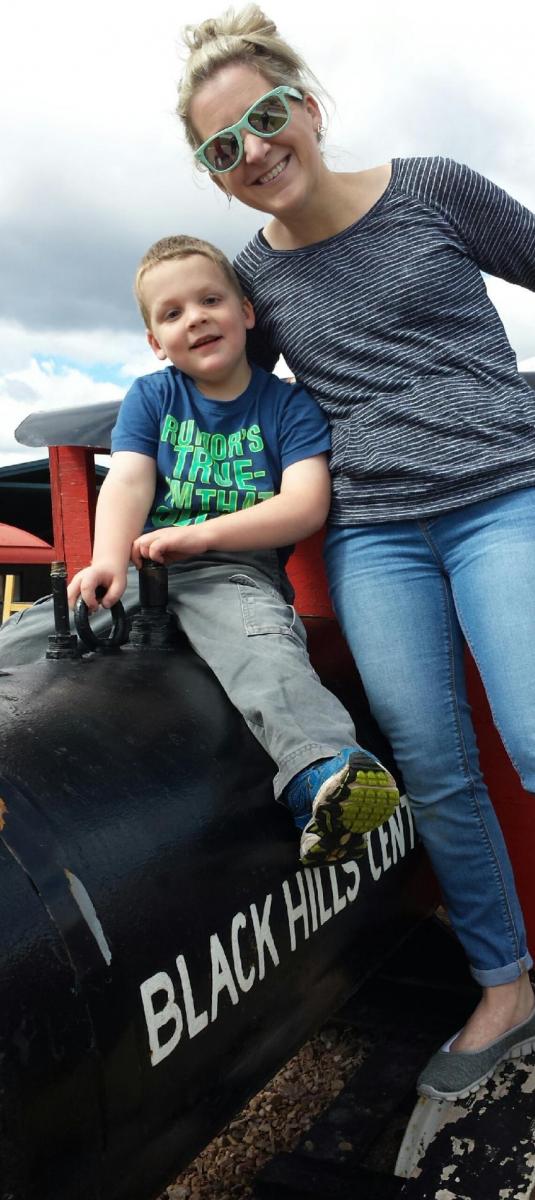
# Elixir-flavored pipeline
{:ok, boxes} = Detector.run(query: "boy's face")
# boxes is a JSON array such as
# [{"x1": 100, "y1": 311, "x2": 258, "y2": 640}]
[{"x1": 143, "y1": 255, "x2": 255, "y2": 397}]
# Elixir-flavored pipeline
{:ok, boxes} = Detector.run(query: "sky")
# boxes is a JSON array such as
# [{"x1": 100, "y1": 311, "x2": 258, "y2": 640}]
[{"x1": 1, "y1": 0, "x2": 535, "y2": 467}]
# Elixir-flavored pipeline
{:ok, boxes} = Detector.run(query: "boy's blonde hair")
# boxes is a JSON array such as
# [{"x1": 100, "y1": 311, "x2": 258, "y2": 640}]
[
  {"x1": 135, "y1": 234, "x2": 245, "y2": 328},
  {"x1": 177, "y1": 4, "x2": 328, "y2": 159}
]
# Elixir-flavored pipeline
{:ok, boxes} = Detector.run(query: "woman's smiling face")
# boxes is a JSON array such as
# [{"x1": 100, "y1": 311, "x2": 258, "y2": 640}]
[{"x1": 189, "y1": 63, "x2": 323, "y2": 217}]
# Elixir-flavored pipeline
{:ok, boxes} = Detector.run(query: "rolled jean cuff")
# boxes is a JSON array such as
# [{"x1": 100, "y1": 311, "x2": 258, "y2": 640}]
[{"x1": 471, "y1": 950, "x2": 533, "y2": 987}]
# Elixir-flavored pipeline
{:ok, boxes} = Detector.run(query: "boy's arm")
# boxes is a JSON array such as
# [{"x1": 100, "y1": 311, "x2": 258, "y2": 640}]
[
  {"x1": 131, "y1": 454, "x2": 330, "y2": 566},
  {"x1": 68, "y1": 451, "x2": 156, "y2": 611}
]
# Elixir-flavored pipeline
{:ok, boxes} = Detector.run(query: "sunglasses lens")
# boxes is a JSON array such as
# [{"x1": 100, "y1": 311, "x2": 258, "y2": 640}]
[
  {"x1": 248, "y1": 95, "x2": 288, "y2": 134},
  {"x1": 201, "y1": 92, "x2": 294, "y2": 172},
  {"x1": 205, "y1": 133, "x2": 240, "y2": 171}
]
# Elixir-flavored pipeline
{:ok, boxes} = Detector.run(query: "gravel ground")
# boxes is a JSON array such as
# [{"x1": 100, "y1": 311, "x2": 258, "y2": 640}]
[{"x1": 159, "y1": 1023, "x2": 368, "y2": 1200}]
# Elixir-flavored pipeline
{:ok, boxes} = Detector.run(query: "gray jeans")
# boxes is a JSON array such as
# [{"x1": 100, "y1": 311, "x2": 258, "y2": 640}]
[{"x1": 166, "y1": 558, "x2": 358, "y2": 797}]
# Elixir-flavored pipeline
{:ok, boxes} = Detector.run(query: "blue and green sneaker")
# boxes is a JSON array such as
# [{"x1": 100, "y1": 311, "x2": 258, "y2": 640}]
[{"x1": 286, "y1": 748, "x2": 400, "y2": 867}]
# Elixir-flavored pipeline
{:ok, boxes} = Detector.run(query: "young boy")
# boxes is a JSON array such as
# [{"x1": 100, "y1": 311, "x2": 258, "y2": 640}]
[{"x1": 68, "y1": 235, "x2": 399, "y2": 866}]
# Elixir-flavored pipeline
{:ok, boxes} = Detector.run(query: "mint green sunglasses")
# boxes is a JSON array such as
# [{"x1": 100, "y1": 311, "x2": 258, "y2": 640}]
[{"x1": 194, "y1": 85, "x2": 303, "y2": 174}]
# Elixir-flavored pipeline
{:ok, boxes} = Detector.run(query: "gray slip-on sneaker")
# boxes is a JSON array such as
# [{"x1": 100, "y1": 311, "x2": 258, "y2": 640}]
[{"x1": 417, "y1": 1005, "x2": 535, "y2": 1101}]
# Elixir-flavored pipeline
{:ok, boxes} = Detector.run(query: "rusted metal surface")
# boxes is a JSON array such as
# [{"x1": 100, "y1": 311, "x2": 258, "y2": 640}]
[
  {"x1": 255, "y1": 923, "x2": 535, "y2": 1200},
  {"x1": 397, "y1": 1058, "x2": 535, "y2": 1198}
]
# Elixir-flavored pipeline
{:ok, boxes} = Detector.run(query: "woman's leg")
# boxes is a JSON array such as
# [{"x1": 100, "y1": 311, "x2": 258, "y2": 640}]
[
  {"x1": 427, "y1": 488, "x2": 535, "y2": 1047},
  {"x1": 435, "y1": 488, "x2": 535, "y2": 797},
  {"x1": 324, "y1": 520, "x2": 532, "y2": 1005}
]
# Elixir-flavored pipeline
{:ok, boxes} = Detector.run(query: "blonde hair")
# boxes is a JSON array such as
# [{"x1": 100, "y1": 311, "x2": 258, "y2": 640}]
[
  {"x1": 134, "y1": 234, "x2": 245, "y2": 328},
  {"x1": 177, "y1": 4, "x2": 328, "y2": 157}
]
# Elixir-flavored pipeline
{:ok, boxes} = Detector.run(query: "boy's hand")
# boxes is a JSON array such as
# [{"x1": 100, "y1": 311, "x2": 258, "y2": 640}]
[
  {"x1": 67, "y1": 564, "x2": 127, "y2": 612},
  {"x1": 131, "y1": 526, "x2": 209, "y2": 567}
]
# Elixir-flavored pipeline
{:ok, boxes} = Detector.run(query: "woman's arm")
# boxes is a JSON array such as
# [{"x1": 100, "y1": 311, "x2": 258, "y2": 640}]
[
  {"x1": 413, "y1": 157, "x2": 535, "y2": 289},
  {"x1": 131, "y1": 454, "x2": 330, "y2": 566}
]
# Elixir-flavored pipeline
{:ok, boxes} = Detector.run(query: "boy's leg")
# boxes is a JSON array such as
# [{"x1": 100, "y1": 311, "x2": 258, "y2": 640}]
[{"x1": 166, "y1": 562, "x2": 399, "y2": 861}]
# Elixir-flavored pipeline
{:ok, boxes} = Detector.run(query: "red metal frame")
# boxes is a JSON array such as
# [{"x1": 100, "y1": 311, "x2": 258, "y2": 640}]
[{"x1": 49, "y1": 445, "x2": 99, "y2": 578}]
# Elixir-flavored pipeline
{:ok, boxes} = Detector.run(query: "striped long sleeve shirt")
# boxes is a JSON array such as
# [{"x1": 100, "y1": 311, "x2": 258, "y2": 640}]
[{"x1": 234, "y1": 157, "x2": 535, "y2": 523}]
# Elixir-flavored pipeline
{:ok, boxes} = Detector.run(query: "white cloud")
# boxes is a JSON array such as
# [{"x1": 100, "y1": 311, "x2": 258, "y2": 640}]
[
  {"x1": 0, "y1": 360, "x2": 124, "y2": 459},
  {"x1": 0, "y1": 319, "x2": 150, "y2": 374},
  {"x1": 118, "y1": 354, "x2": 165, "y2": 381}
]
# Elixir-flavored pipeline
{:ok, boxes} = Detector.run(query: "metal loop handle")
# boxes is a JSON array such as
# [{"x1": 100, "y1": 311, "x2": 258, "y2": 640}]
[{"x1": 74, "y1": 588, "x2": 129, "y2": 652}]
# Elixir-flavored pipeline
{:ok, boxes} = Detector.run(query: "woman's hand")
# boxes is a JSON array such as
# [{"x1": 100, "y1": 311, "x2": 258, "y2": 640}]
[
  {"x1": 131, "y1": 525, "x2": 210, "y2": 567},
  {"x1": 67, "y1": 563, "x2": 128, "y2": 612}
]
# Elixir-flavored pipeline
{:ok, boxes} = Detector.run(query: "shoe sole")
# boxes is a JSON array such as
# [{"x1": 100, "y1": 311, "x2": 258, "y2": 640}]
[
  {"x1": 299, "y1": 751, "x2": 400, "y2": 867},
  {"x1": 418, "y1": 1034, "x2": 535, "y2": 1101}
]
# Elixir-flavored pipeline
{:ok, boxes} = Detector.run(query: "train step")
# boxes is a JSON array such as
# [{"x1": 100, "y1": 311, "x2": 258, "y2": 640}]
[{"x1": 254, "y1": 917, "x2": 535, "y2": 1199}]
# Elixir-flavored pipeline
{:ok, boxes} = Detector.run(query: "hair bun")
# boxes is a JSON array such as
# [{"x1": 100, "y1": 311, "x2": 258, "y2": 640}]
[
  {"x1": 183, "y1": 17, "x2": 223, "y2": 53},
  {"x1": 178, "y1": 4, "x2": 328, "y2": 155},
  {"x1": 183, "y1": 6, "x2": 277, "y2": 53}
]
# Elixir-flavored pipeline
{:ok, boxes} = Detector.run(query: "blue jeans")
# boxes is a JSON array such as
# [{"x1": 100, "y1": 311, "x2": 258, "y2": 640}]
[{"x1": 324, "y1": 488, "x2": 535, "y2": 986}]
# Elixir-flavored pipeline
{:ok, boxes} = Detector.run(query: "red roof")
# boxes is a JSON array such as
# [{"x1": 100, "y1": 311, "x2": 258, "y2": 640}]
[{"x1": 0, "y1": 523, "x2": 55, "y2": 564}]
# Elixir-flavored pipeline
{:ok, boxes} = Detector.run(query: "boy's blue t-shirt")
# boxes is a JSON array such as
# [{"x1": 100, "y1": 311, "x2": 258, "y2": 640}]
[{"x1": 111, "y1": 364, "x2": 331, "y2": 568}]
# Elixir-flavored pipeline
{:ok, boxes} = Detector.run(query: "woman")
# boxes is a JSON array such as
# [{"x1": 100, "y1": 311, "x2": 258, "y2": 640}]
[{"x1": 176, "y1": 5, "x2": 535, "y2": 1100}]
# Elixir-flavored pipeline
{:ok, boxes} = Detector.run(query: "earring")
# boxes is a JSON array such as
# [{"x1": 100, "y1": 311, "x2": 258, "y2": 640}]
[
  {"x1": 316, "y1": 124, "x2": 324, "y2": 141},
  {"x1": 226, "y1": 193, "x2": 232, "y2": 207}
]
